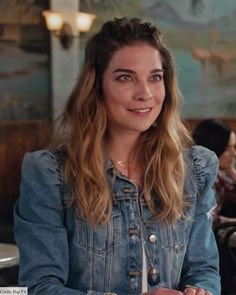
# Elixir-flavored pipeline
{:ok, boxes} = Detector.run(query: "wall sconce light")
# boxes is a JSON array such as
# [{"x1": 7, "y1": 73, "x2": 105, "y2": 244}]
[{"x1": 43, "y1": 10, "x2": 96, "y2": 49}]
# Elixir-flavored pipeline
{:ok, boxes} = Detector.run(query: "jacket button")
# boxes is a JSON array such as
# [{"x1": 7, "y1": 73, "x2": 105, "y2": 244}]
[
  {"x1": 149, "y1": 234, "x2": 157, "y2": 243},
  {"x1": 122, "y1": 187, "x2": 135, "y2": 193},
  {"x1": 128, "y1": 271, "x2": 140, "y2": 276},
  {"x1": 128, "y1": 229, "x2": 139, "y2": 236}
]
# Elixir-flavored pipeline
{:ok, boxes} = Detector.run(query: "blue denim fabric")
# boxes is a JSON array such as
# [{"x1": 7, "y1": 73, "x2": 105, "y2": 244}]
[{"x1": 14, "y1": 145, "x2": 221, "y2": 295}]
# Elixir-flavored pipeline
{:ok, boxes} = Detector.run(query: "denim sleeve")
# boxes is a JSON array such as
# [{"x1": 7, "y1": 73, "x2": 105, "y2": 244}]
[
  {"x1": 14, "y1": 150, "x2": 105, "y2": 295},
  {"x1": 179, "y1": 146, "x2": 221, "y2": 295}
]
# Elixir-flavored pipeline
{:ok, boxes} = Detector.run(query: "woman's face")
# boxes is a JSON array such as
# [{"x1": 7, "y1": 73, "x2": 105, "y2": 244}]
[
  {"x1": 102, "y1": 43, "x2": 165, "y2": 139},
  {"x1": 219, "y1": 132, "x2": 236, "y2": 170}
]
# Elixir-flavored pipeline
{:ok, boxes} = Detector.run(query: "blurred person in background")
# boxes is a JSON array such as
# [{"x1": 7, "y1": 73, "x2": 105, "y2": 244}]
[{"x1": 193, "y1": 118, "x2": 236, "y2": 222}]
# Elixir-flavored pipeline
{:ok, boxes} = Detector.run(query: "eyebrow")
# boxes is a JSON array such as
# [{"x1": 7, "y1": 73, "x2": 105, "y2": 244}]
[{"x1": 112, "y1": 68, "x2": 164, "y2": 74}]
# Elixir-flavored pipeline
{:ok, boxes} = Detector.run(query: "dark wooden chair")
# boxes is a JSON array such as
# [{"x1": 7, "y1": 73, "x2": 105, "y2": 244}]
[{"x1": 214, "y1": 221, "x2": 236, "y2": 294}]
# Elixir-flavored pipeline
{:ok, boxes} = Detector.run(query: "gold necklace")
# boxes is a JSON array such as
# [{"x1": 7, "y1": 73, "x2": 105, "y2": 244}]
[
  {"x1": 113, "y1": 160, "x2": 143, "y2": 191},
  {"x1": 114, "y1": 160, "x2": 132, "y2": 170}
]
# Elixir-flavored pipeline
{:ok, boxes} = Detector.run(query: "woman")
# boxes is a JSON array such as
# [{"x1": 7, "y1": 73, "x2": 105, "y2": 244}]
[
  {"x1": 14, "y1": 18, "x2": 220, "y2": 295},
  {"x1": 193, "y1": 118, "x2": 236, "y2": 220}
]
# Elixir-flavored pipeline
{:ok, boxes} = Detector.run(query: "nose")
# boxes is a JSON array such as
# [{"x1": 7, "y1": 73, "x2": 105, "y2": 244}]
[
  {"x1": 229, "y1": 148, "x2": 236, "y2": 160},
  {"x1": 133, "y1": 80, "x2": 153, "y2": 101},
  {"x1": 233, "y1": 148, "x2": 236, "y2": 157}
]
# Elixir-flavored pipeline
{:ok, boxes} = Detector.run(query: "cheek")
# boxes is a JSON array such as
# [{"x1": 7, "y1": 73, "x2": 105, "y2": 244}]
[
  {"x1": 158, "y1": 90, "x2": 165, "y2": 106},
  {"x1": 103, "y1": 83, "x2": 125, "y2": 105},
  {"x1": 225, "y1": 151, "x2": 233, "y2": 159},
  {"x1": 103, "y1": 89, "x2": 117, "y2": 107},
  {"x1": 156, "y1": 84, "x2": 165, "y2": 101},
  {"x1": 103, "y1": 93, "x2": 122, "y2": 118},
  {"x1": 220, "y1": 152, "x2": 232, "y2": 165},
  {"x1": 161, "y1": 90, "x2": 166, "y2": 102}
]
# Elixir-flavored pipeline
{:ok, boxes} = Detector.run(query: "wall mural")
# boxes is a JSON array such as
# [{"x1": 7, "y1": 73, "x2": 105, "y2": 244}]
[
  {"x1": 1, "y1": 0, "x2": 235, "y2": 119},
  {"x1": 0, "y1": 0, "x2": 50, "y2": 120},
  {"x1": 81, "y1": 0, "x2": 236, "y2": 118}
]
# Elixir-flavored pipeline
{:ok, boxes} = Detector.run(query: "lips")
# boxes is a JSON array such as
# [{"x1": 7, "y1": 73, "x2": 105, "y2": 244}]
[{"x1": 128, "y1": 108, "x2": 152, "y2": 113}]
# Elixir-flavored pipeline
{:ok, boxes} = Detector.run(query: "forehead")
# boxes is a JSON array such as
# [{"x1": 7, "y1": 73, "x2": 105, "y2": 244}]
[{"x1": 106, "y1": 43, "x2": 162, "y2": 70}]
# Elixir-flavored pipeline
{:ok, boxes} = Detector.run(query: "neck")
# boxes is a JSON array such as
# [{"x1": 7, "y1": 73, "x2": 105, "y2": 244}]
[
  {"x1": 107, "y1": 132, "x2": 144, "y2": 188},
  {"x1": 107, "y1": 131, "x2": 140, "y2": 162}
]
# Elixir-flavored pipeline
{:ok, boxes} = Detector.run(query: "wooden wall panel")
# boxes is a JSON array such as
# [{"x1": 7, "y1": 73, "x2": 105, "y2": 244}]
[{"x1": 0, "y1": 120, "x2": 51, "y2": 219}]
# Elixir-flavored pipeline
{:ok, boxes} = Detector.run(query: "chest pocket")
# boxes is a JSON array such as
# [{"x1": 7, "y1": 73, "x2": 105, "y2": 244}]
[
  {"x1": 142, "y1": 199, "x2": 194, "y2": 254},
  {"x1": 157, "y1": 196, "x2": 196, "y2": 253},
  {"x1": 157, "y1": 218, "x2": 189, "y2": 253},
  {"x1": 76, "y1": 207, "x2": 122, "y2": 255}
]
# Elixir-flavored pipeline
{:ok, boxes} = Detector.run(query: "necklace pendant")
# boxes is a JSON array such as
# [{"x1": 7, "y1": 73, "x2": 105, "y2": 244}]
[
  {"x1": 116, "y1": 160, "x2": 126, "y2": 168},
  {"x1": 147, "y1": 267, "x2": 160, "y2": 286}
]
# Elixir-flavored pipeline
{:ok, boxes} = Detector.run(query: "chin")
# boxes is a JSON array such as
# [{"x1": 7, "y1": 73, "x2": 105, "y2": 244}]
[{"x1": 137, "y1": 127, "x2": 154, "y2": 134}]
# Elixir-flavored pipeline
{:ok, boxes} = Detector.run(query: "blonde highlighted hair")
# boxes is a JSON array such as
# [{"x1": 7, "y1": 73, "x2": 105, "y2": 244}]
[{"x1": 56, "y1": 17, "x2": 192, "y2": 225}]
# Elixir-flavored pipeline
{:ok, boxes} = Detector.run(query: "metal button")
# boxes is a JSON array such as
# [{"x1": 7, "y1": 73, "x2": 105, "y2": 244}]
[
  {"x1": 122, "y1": 187, "x2": 135, "y2": 193},
  {"x1": 149, "y1": 234, "x2": 157, "y2": 243},
  {"x1": 128, "y1": 271, "x2": 140, "y2": 276},
  {"x1": 128, "y1": 229, "x2": 139, "y2": 236}
]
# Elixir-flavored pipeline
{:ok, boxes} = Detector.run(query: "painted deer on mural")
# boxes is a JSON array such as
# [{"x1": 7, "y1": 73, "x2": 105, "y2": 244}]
[{"x1": 191, "y1": 30, "x2": 230, "y2": 77}]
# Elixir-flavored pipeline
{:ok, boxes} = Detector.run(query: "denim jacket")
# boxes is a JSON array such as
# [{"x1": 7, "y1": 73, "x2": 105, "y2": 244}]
[{"x1": 14, "y1": 145, "x2": 221, "y2": 295}]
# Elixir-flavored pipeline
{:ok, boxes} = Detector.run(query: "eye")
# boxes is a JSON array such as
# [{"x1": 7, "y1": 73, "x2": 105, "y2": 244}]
[
  {"x1": 150, "y1": 74, "x2": 163, "y2": 82},
  {"x1": 116, "y1": 75, "x2": 133, "y2": 82}
]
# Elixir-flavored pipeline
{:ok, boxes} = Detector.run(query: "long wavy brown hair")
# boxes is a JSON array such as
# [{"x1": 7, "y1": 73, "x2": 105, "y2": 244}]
[{"x1": 55, "y1": 17, "x2": 192, "y2": 225}]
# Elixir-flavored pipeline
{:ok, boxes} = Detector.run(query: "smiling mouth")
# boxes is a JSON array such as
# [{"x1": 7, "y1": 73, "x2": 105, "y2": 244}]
[{"x1": 128, "y1": 108, "x2": 152, "y2": 113}]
